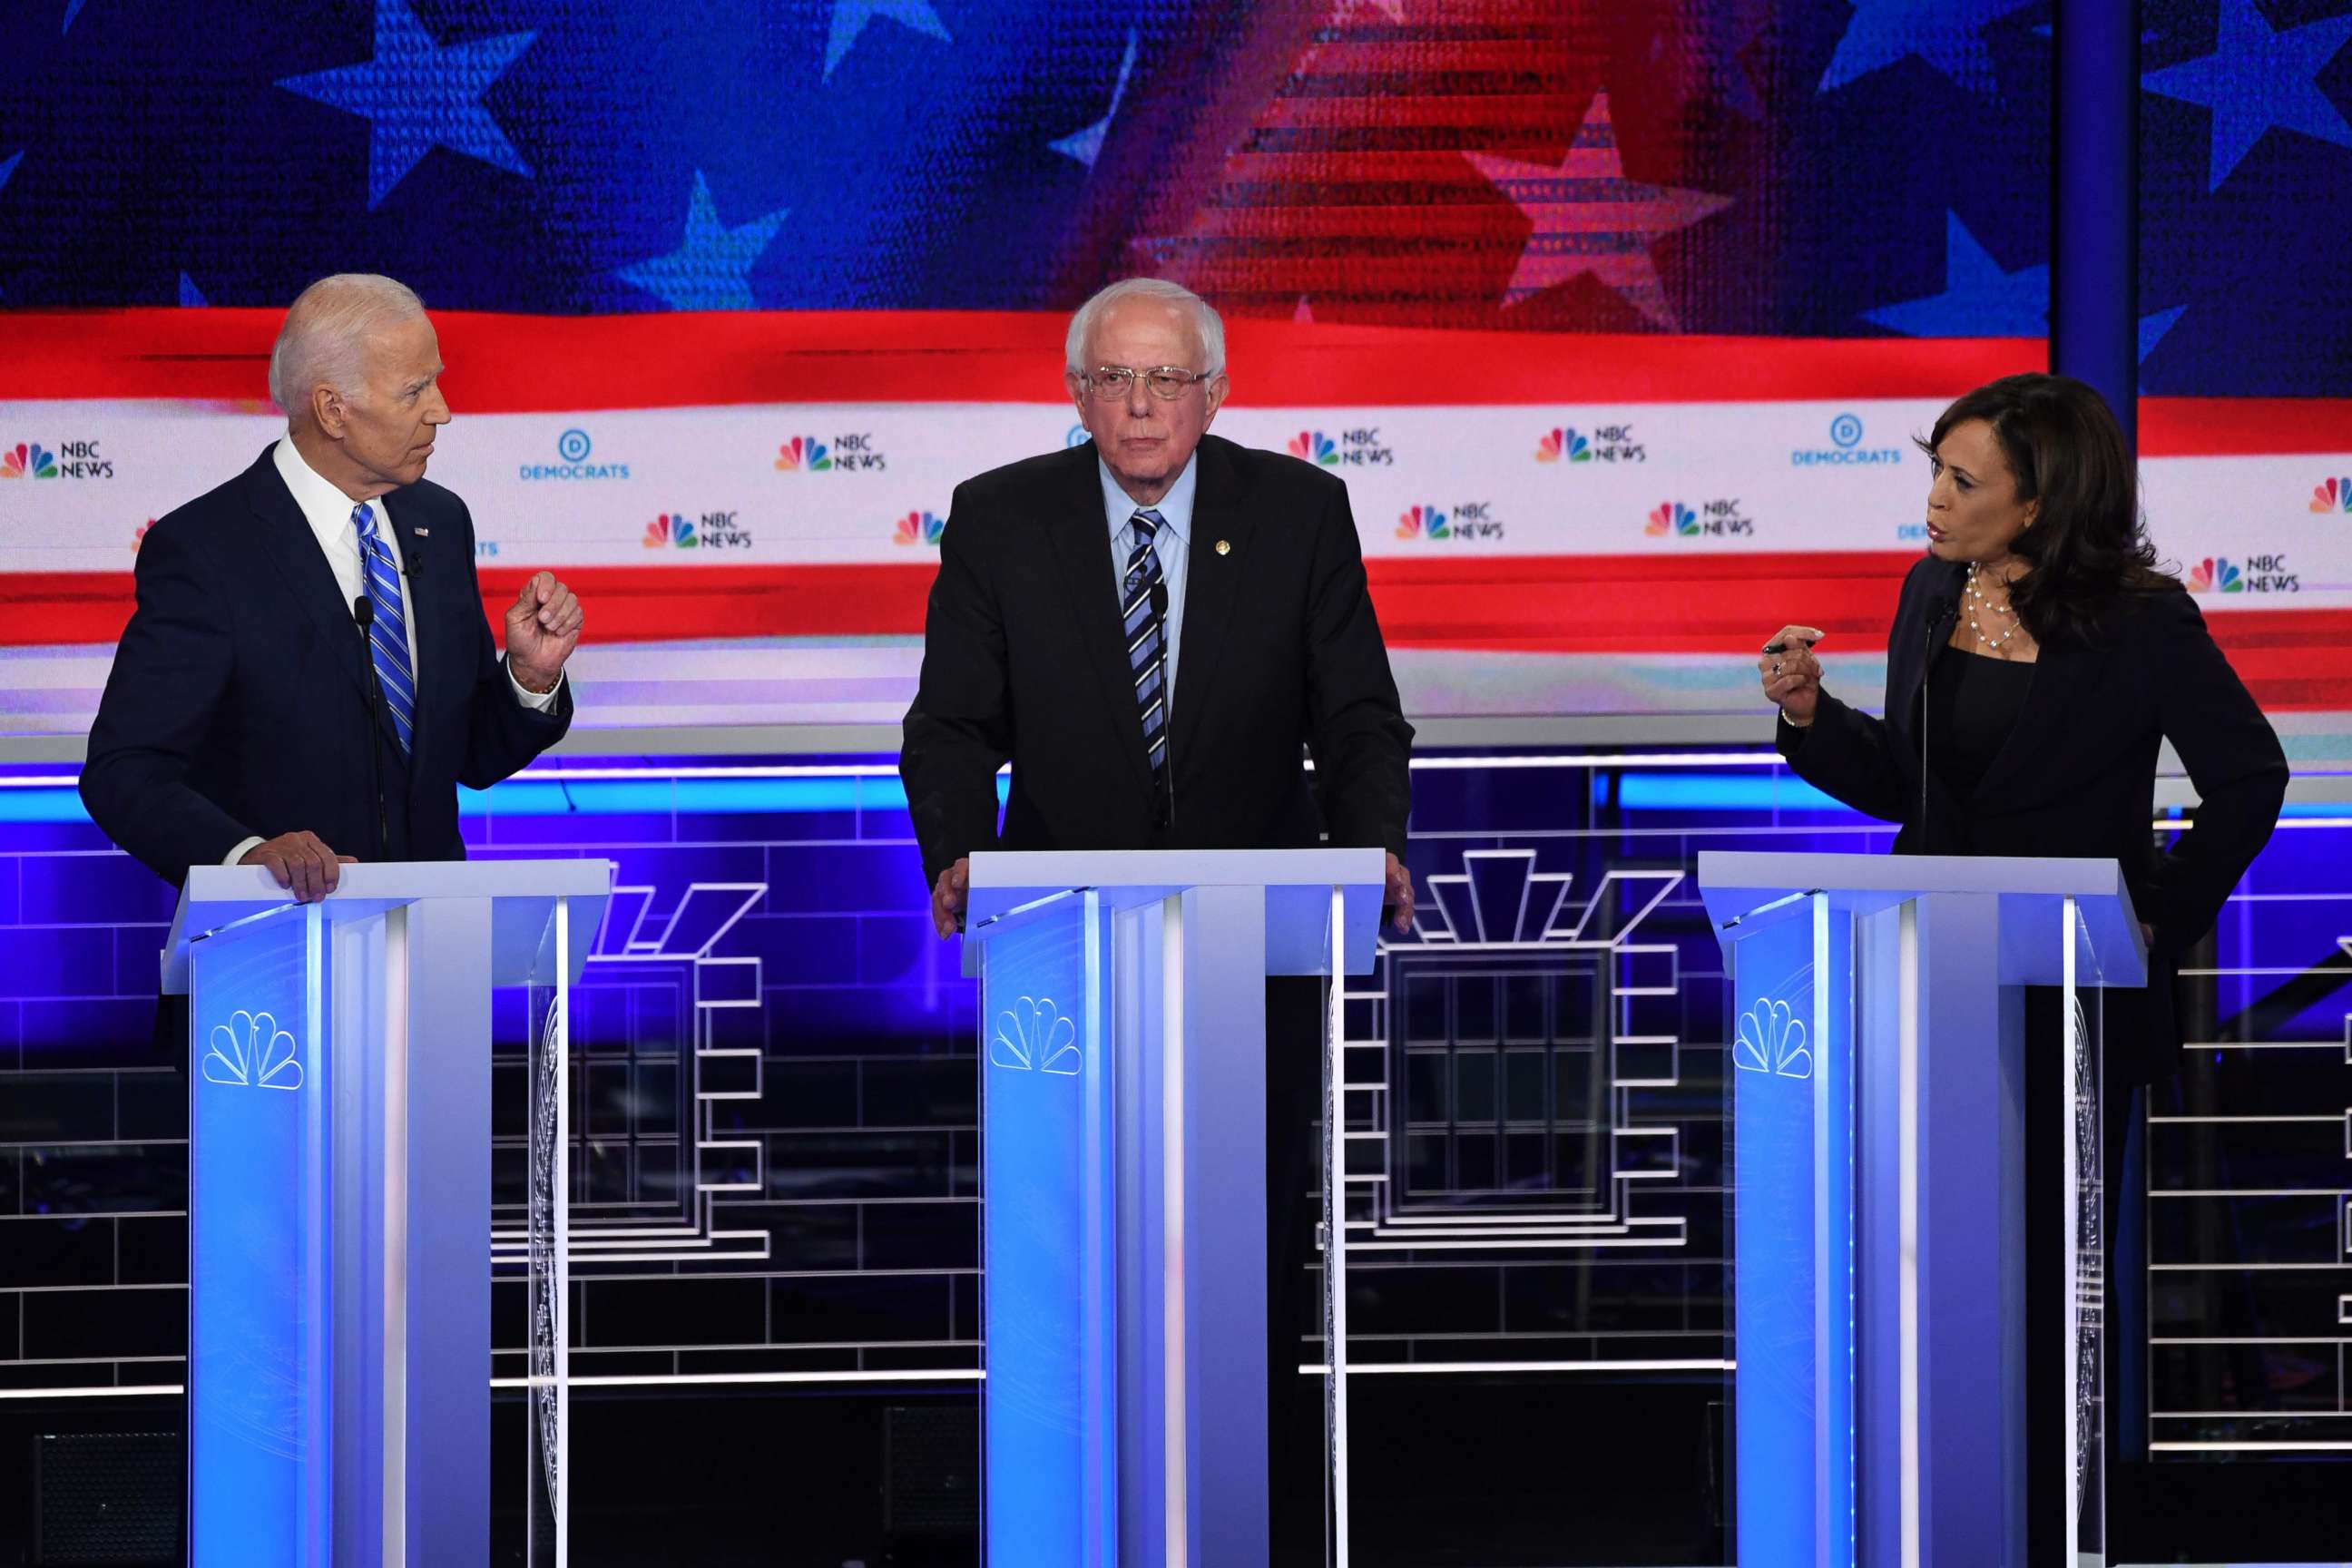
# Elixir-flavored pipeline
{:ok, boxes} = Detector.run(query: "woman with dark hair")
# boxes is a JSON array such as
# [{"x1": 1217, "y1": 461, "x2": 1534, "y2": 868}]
[
  {"x1": 1752, "y1": 370, "x2": 2286, "y2": 1555},
  {"x1": 1758, "y1": 370, "x2": 2285, "y2": 1026}
]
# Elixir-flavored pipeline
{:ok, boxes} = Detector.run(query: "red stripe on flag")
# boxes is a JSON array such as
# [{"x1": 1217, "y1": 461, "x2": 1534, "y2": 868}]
[
  {"x1": 15, "y1": 554, "x2": 2352, "y2": 710},
  {"x1": 0, "y1": 309, "x2": 2040, "y2": 408}
]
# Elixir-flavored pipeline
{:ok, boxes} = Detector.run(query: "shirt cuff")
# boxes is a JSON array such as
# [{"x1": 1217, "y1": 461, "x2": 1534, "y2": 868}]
[
  {"x1": 505, "y1": 657, "x2": 564, "y2": 711},
  {"x1": 224, "y1": 835, "x2": 266, "y2": 867}
]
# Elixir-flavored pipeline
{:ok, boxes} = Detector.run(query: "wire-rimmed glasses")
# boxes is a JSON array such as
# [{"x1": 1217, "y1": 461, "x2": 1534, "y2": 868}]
[{"x1": 1078, "y1": 365, "x2": 1219, "y2": 401}]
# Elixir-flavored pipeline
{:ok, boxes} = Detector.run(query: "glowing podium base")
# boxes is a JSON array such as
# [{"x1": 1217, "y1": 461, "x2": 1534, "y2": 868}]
[
  {"x1": 1697, "y1": 852, "x2": 2144, "y2": 1568},
  {"x1": 962, "y1": 848, "x2": 1387, "y2": 1568},
  {"x1": 164, "y1": 859, "x2": 609, "y2": 1567}
]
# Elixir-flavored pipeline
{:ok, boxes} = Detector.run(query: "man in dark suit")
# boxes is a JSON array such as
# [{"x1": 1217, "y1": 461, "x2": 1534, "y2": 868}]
[
  {"x1": 901, "y1": 276, "x2": 1414, "y2": 1560},
  {"x1": 82, "y1": 272, "x2": 581, "y2": 908}
]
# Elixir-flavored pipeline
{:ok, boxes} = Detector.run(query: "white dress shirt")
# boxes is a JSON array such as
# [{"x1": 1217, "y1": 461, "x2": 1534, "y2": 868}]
[
  {"x1": 1098, "y1": 452, "x2": 1197, "y2": 721},
  {"x1": 222, "y1": 438, "x2": 559, "y2": 865}
]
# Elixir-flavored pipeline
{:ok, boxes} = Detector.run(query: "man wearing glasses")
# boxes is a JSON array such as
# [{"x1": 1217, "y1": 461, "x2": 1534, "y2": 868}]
[{"x1": 901, "y1": 275, "x2": 1414, "y2": 1558}]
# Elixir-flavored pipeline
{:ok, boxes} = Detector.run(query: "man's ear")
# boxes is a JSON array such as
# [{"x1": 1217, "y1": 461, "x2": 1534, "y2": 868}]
[{"x1": 311, "y1": 385, "x2": 348, "y2": 439}]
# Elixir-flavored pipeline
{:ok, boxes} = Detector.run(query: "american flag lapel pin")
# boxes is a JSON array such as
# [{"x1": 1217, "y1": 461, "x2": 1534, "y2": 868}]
[{"x1": 413, "y1": 526, "x2": 431, "y2": 537}]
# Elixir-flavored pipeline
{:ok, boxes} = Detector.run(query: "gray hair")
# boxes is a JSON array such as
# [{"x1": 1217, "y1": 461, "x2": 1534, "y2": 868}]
[
  {"x1": 268, "y1": 273, "x2": 426, "y2": 417},
  {"x1": 1064, "y1": 277, "x2": 1226, "y2": 377}
]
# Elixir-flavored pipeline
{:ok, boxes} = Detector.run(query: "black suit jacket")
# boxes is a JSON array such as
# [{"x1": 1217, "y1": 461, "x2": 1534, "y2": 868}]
[
  {"x1": 1779, "y1": 554, "x2": 2287, "y2": 1062},
  {"x1": 82, "y1": 445, "x2": 573, "y2": 887},
  {"x1": 901, "y1": 435, "x2": 1413, "y2": 887}
]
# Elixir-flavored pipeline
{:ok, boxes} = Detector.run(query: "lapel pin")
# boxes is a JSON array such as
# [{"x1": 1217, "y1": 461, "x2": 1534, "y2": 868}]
[
  {"x1": 1215, "y1": 539, "x2": 1230, "y2": 555},
  {"x1": 413, "y1": 527, "x2": 430, "y2": 537}
]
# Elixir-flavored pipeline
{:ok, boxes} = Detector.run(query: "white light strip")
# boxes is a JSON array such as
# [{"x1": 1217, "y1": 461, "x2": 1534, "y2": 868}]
[
  {"x1": 490, "y1": 1369, "x2": 984, "y2": 1389},
  {"x1": 1297, "y1": 1358, "x2": 1732, "y2": 1375},
  {"x1": 2150, "y1": 1440, "x2": 2352, "y2": 1453},
  {"x1": 0, "y1": 1384, "x2": 187, "y2": 1400}
]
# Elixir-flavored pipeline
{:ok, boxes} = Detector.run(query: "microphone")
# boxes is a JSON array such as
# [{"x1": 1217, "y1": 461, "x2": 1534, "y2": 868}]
[
  {"x1": 1917, "y1": 584, "x2": 1960, "y2": 848},
  {"x1": 353, "y1": 596, "x2": 390, "y2": 860}
]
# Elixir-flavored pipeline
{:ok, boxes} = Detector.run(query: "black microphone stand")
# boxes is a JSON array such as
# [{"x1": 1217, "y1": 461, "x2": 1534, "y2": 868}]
[{"x1": 353, "y1": 595, "x2": 391, "y2": 860}]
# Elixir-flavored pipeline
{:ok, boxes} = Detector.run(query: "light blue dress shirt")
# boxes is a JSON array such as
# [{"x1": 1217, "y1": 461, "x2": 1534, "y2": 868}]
[{"x1": 1098, "y1": 452, "x2": 1196, "y2": 721}]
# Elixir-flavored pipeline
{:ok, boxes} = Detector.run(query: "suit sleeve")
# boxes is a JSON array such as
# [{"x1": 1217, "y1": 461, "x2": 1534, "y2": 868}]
[
  {"x1": 456, "y1": 500, "x2": 572, "y2": 790},
  {"x1": 900, "y1": 482, "x2": 1011, "y2": 890},
  {"x1": 1301, "y1": 481, "x2": 1414, "y2": 855},
  {"x1": 1773, "y1": 560, "x2": 1936, "y2": 824},
  {"x1": 79, "y1": 522, "x2": 253, "y2": 884},
  {"x1": 1774, "y1": 690, "x2": 1909, "y2": 823},
  {"x1": 2144, "y1": 587, "x2": 2286, "y2": 946}
]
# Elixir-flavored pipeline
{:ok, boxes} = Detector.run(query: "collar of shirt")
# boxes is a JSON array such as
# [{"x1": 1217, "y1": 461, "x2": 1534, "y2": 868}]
[
  {"x1": 1098, "y1": 451, "x2": 1197, "y2": 561},
  {"x1": 273, "y1": 435, "x2": 387, "y2": 574}
]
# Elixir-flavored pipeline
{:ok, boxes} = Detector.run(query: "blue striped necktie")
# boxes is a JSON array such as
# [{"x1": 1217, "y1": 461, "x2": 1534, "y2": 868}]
[
  {"x1": 1122, "y1": 509, "x2": 1169, "y2": 793},
  {"x1": 351, "y1": 503, "x2": 416, "y2": 757}
]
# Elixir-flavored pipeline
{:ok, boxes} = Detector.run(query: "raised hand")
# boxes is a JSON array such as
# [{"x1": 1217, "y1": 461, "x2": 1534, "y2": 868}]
[
  {"x1": 1757, "y1": 624, "x2": 1827, "y2": 726},
  {"x1": 506, "y1": 571, "x2": 583, "y2": 691}
]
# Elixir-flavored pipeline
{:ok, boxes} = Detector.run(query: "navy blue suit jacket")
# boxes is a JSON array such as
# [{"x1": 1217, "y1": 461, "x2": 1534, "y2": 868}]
[{"x1": 81, "y1": 446, "x2": 572, "y2": 886}]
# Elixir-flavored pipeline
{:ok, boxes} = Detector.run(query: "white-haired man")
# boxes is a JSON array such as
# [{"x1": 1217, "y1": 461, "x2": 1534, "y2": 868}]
[
  {"x1": 83, "y1": 273, "x2": 583, "y2": 912},
  {"x1": 901, "y1": 276, "x2": 1415, "y2": 1559}
]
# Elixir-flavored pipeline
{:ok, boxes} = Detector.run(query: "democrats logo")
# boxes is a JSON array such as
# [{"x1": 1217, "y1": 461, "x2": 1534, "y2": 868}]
[
  {"x1": 2311, "y1": 477, "x2": 2352, "y2": 514},
  {"x1": 777, "y1": 433, "x2": 887, "y2": 473},
  {"x1": 1065, "y1": 425, "x2": 1091, "y2": 449},
  {"x1": 3, "y1": 440, "x2": 111, "y2": 479},
  {"x1": 893, "y1": 510, "x2": 945, "y2": 546},
  {"x1": 1537, "y1": 422, "x2": 1643, "y2": 466},
  {"x1": 1290, "y1": 426, "x2": 1392, "y2": 467},
  {"x1": 1646, "y1": 498, "x2": 1752, "y2": 539},
  {"x1": 521, "y1": 428, "x2": 630, "y2": 482},
  {"x1": 1395, "y1": 502, "x2": 1504, "y2": 543},
  {"x1": 2190, "y1": 554, "x2": 2298, "y2": 594},
  {"x1": 1791, "y1": 412, "x2": 1905, "y2": 468}
]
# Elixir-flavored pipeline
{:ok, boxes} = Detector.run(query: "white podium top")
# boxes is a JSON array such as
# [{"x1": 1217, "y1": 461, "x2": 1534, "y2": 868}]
[
  {"x1": 1696, "y1": 850, "x2": 2146, "y2": 986},
  {"x1": 966, "y1": 847, "x2": 1387, "y2": 976},
  {"x1": 163, "y1": 858, "x2": 612, "y2": 994}
]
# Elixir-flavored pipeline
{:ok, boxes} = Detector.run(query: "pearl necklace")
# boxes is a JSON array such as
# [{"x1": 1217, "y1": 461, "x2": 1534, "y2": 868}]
[{"x1": 1965, "y1": 564, "x2": 2024, "y2": 652}]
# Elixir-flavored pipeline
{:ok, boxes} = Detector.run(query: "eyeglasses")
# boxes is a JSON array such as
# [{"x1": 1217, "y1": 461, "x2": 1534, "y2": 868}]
[{"x1": 1079, "y1": 365, "x2": 1218, "y2": 401}]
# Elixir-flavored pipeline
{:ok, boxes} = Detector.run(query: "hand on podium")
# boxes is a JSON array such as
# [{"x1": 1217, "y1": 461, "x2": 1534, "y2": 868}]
[
  {"x1": 1385, "y1": 851, "x2": 1415, "y2": 934},
  {"x1": 932, "y1": 857, "x2": 969, "y2": 938},
  {"x1": 240, "y1": 831, "x2": 358, "y2": 902}
]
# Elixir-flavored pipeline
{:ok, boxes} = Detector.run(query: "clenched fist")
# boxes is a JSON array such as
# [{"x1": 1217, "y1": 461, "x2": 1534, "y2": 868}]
[{"x1": 506, "y1": 571, "x2": 582, "y2": 692}]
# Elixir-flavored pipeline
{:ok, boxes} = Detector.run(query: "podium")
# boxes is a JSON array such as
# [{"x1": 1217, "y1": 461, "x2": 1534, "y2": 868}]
[
  {"x1": 163, "y1": 859, "x2": 610, "y2": 1567},
  {"x1": 1696, "y1": 852, "x2": 2144, "y2": 1568},
  {"x1": 962, "y1": 848, "x2": 1387, "y2": 1568}
]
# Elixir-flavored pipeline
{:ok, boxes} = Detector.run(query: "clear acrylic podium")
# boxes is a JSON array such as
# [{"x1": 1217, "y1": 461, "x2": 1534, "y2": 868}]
[
  {"x1": 1696, "y1": 852, "x2": 2145, "y2": 1568},
  {"x1": 962, "y1": 848, "x2": 1387, "y2": 1568},
  {"x1": 163, "y1": 858, "x2": 610, "y2": 1566}
]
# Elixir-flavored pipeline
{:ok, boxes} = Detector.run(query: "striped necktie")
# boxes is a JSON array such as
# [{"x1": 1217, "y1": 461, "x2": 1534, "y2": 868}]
[
  {"x1": 1122, "y1": 509, "x2": 1169, "y2": 795},
  {"x1": 351, "y1": 503, "x2": 416, "y2": 757}
]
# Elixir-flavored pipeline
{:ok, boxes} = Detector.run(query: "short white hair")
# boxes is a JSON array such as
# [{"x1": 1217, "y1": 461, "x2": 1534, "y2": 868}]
[
  {"x1": 1064, "y1": 277, "x2": 1225, "y2": 377},
  {"x1": 269, "y1": 273, "x2": 426, "y2": 416}
]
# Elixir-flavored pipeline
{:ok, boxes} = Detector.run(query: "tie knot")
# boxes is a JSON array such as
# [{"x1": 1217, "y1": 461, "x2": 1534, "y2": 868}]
[
  {"x1": 351, "y1": 503, "x2": 378, "y2": 540},
  {"x1": 1131, "y1": 508, "x2": 1164, "y2": 540}
]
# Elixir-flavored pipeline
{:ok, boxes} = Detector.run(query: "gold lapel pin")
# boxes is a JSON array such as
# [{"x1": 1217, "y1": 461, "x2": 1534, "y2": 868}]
[{"x1": 1215, "y1": 539, "x2": 1230, "y2": 555}]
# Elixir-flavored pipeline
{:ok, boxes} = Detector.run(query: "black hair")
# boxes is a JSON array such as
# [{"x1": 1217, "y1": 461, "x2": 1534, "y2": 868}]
[{"x1": 1916, "y1": 372, "x2": 2174, "y2": 643}]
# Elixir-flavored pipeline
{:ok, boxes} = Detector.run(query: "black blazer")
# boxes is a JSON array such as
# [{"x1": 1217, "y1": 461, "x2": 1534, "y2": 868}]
[
  {"x1": 1779, "y1": 554, "x2": 2287, "y2": 1062},
  {"x1": 82, "y1": 446, "x2": 573, "y2": 886},
  {"x1": 901, "y1": 434, "x2": 1413, "y2": 887}
]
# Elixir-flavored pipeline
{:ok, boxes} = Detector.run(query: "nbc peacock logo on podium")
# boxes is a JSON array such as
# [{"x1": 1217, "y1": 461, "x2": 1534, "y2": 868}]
[{"x1": 202, "y1": 1010, "x2": 305, "y2": 1092}]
